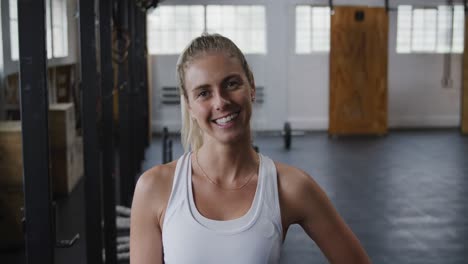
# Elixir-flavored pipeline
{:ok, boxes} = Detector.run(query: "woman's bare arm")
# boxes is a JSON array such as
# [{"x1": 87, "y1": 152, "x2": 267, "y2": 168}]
[
  {"x1": 130, "y1": 163, "x2": 175, "y2": 264},
  {"x1": 278, "y1": 163, "x2": 371, "y2": 264}
]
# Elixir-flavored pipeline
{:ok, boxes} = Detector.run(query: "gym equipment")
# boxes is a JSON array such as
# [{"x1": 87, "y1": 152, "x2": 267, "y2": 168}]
[
  {"x1": 115, "y1": 205, "x2": 131, "y2": 261},
  {"x1": 283, "y1": 122, "x2": 292, "y2": 150},
  {"x1": 162, "y1": 127, "x2": 173, "y2": 163},
  {"x1": 282, "y1": 122, "x2": 305, "y2": 150}
]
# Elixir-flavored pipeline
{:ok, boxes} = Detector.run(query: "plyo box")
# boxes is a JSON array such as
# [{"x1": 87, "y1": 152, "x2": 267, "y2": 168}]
[
  {"x1": 0, "y1": 186, "x2": 24, "y2": 249},
  {"x1": 49, "y1": 103, "x2": 75, "y2": 149},
  {"x1": 0, "y1": 103, "x2": 82, "y2": 192},
  {"x1": 50, "y1": 136, "x2": 83, "y2": 196},
  {"x1": 0, "y1": 121, "x2": 22, "y2": 187}
]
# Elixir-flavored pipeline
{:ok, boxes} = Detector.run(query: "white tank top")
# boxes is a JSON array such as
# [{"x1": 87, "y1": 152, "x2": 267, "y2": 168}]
[{"x1": 162, "y1": 152, "x2": 283, "y2": 264}]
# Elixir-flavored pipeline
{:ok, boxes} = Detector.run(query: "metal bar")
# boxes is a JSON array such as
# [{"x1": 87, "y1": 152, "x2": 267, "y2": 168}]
[
  {"x1": 117, "y1": 0, "x2": 133, "y2": 206},
  {"x1": 385, "y1": 0, "x2": 389, "y2": 12},
  {"x1": 99, "y1": 0, "x2": 117, "y2": 262},
  {"x1": 442, "y1": 1, "x2": 455, "y2": 88},
  {"x1": 128, "y1": 0, "x2": 138, "y2": 191},
  {"x1": 162, "y1": 127, "x2": 168, "y2": 163},
  {"x1": 79, "y1": 0, "x2": 104, "y2": 263},
  {"x1": 17, "y1": 0, "x2": 54, "y2": 263},
  {"x1": 136, "y1": 7, "x2": 146, "y2": 166},
  {"x1": 130, "y1": 2, "x2": 141, "y2": 173},
  {"x1": 329, "y1": 0, "x2": 333, "y2": 11},
  {"x1": 141, "y1": 11, "x2": 150, "y2": 148}
]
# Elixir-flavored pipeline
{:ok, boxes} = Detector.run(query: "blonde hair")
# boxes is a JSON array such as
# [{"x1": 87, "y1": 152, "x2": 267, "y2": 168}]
[{"x1": 176, "y1": 33, "x2": 254, "y2": 152}]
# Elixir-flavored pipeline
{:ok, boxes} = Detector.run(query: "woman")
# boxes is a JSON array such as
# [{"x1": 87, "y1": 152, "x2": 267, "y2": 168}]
[{"x1": 130, "y1": 34, "x2": 371, "y2": 264}]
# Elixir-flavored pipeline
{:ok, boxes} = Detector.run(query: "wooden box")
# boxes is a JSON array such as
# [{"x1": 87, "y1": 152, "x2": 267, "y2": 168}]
[
  {"x1": 0, "y1": 122, "x2": 23, "y2": 187},
  {"x1": 50, "y1": 136, "x2": 83, "y2": 196},
  {"x1": 0, "y1": 186, "x2": 24, "y2": 249},
  {"x1": 1, "y1": 119, "x2": 82, "y2": 195},
  {"x1": 49, "y1": 103, "x2": 75, "y2": 149}
]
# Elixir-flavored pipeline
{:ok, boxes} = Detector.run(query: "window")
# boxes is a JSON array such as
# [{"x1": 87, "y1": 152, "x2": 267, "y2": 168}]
[
  {"x1": 397, "y1": 5, "x2": 465, "y2": 53},
  {"x1": 147, "y1": 5, "x2": 267, "y2": 55},
  {"x1": 9, "y1": 0, "x2": 19, "y2": 60},
  {"x1": 147, "y1": 5, "x2": 204, "y2": 54},
  {"x1": 9, "y1": 0, "x2": 68, "y2": 60},
  {"x1": 51, "y1": 0, "x2": 68, "y2": 57},
  {"x1": 412, "y1": 8, "x2": 438, "y2": 52},
  {"x1": 295, "y1": 5, "x2": 331, "y2": 53},
  {"x1": 206, "y1": 5, "x2": 266, "y2": 54}
]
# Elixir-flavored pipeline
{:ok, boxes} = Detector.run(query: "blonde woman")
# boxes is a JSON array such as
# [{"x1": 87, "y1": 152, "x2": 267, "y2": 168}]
[{"x1": 130, "y1": 34, "x2": 370, "y2": 264}]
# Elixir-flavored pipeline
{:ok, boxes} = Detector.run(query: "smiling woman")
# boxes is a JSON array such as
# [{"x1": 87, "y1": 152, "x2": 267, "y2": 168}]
[{"x1": 130, "y1": 34, "x2": 371, "y2": 264}]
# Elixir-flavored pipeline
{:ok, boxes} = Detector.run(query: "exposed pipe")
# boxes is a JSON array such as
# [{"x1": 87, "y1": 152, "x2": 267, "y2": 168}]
[{"x1": 442, "y1": 0, "x2": 455, "y2": 88}]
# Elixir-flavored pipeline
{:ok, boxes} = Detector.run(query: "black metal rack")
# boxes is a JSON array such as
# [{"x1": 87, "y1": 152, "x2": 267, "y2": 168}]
[
  {"x1": 18, "y1": 0, "x2": 54, "y2": 262},
  {"x1": 17, "y1": 0, "x2": 152, "y2": 262}
]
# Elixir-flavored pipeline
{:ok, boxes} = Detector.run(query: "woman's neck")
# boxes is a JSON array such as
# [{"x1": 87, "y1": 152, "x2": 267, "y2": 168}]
[{"x1": 195, "y1": 140, "x2": 258, "y2": 184}]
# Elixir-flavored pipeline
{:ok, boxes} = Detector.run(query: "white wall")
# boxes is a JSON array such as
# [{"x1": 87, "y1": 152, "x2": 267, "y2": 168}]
[{"x1": 150, "y1": 0, "x2": 465, "y2": 132}]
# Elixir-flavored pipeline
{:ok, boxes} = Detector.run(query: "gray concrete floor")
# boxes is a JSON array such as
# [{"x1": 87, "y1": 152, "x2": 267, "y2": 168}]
[
  {"x1": 143, "y1": 130, "x2": 468, "y2": 264},
  {"x1": 2, "y1": 130, "x2": 468, "y2": 263}
]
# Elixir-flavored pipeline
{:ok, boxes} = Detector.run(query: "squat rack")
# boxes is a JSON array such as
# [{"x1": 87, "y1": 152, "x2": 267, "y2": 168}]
[{"x1": 17, "y1": 0, "x2": 155, "y2": 263}]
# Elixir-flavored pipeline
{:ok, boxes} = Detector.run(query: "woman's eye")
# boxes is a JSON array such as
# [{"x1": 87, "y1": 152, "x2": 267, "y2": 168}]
[
  {"x1": 198, "y1": 91, "x2": 209, "y2": 98},
  {"x1": 227, "y1": 80, "x2": 239, "y2": 89}
]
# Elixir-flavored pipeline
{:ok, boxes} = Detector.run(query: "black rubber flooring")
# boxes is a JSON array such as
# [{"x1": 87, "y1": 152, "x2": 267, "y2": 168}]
[{"x1": 1, "y1": 130, "x2": 467, "y2": 263}]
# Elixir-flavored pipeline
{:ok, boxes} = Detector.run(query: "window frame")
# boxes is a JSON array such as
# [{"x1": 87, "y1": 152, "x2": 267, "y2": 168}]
[
  {"x1": 295, "y1": 5, "x2": 331, "y2": 54},
  {"x1": 396, "y1": 4, "x2": 465, "y2": 54},
  {"x1": 8, "y1": 0, "x2": 69, "y2": 61},
  {"x1": 147, "y1": 4, "x2": 268, "y2": 55}
]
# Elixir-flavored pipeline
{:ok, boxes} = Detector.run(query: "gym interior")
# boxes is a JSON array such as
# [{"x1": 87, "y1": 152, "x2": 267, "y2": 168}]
[{"x1": 1, "y1": 0, "x2": 467, "y2": 263}]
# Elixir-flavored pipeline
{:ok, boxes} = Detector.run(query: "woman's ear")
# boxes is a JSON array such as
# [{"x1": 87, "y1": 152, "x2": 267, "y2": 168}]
[{"x1": 250, "y1": 75, "x2": 256, "y2": 102}]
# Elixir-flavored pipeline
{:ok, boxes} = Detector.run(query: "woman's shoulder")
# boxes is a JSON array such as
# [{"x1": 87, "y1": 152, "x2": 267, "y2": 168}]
[
  {"x1": 274, "y1": 161, "x2": 316, "y2": 190},
  {"x1": 273, "y1": 161, "x2": 329, "y2": 224},
  {"x1": 133, "y1": 160, "x2": 178, "y2": 221},
  {"x1": 137, "y1": 160, "x2": 178, "y2": 191}
]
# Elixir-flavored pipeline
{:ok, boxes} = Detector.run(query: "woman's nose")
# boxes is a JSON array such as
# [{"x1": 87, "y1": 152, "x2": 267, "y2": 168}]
[{"x1": 213, "y1": 92, "x2": 231, "y2": 111}]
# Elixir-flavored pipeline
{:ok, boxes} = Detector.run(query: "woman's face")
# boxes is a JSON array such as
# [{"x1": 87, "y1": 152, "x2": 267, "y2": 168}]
[{"x1": 184, "y1": 52, "x2": 255, "y2": 145}]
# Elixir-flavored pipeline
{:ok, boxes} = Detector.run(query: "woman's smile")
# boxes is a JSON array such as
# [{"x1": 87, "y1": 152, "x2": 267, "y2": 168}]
[{"x1": 212, "y1": 111, "x2": 240, "y2": 127}]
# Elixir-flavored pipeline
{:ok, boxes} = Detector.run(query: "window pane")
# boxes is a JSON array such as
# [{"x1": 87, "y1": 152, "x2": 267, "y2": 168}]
[
  {"x1": 206, "y1": 5, "x2": 266, "y2": 54},
  {"x1": 47, "y1": 0, "x2": 52, "y2": 58},
  {"x1": 147, "y1": 5, "x2": 204, "y2": 54},
  {"x1": 397, "y1": 5, "x2": 465, "y2": 54},
  {"x1": 52, "y1": 0, "x2": 68, "y2": 57},
  {"x1": 311, "y1": 7, "x2": 330, "y2": 52},
  {"x1": 295, "y1": 6, "x2": 330, "y2": 54},
  {"x1": 396, "y1": 5, "x2": 412, "y2": 53},
  {"x1": 412, "y1": 8, "x2": 437, "y2": 52},
  {"x1": 452, "y1": 5, "x2": 464, "y2": 53},
  {"x1": 295, "y1": 6, "x2": 311, "y2": 53},
  {"x1": 9, "y1": 0, "x2": 19, "y2": 60}
]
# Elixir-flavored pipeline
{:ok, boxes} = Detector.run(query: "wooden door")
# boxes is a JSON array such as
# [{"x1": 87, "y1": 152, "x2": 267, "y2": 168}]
[
  {"x1": 462, "y1": 16, "x2": 468, "y2": 134},
  {"x1": 329, "y1": 7, "x2": 388, "y2": 135}
]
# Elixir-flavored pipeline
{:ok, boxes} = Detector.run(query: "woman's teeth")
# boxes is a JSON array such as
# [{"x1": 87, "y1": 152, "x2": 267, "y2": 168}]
[{"x1": 215, "y1": 112, "x2": 239, "y2": 125}]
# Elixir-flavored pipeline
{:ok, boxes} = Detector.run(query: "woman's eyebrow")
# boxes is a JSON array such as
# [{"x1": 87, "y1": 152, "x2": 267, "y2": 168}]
[
  {"x1": 191, "y1": 84, "x2": 210, "y2": 93},
  {"x1": 221, "y1": 74, "x2": 242, "y2": 83}
]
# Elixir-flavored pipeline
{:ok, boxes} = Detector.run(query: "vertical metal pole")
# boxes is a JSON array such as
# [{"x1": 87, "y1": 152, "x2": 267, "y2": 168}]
[
  {"x1": 128, "y1": 0, "x2": 138, "y2": 181},
  {"x1": 79, "y1": 0, "x2": 104, "y2": 263},
  {"x1": 141, "y1": 10, "x2": 150, "y2": 148},
  {"x1": 117, "y1": 0, "x2": 132, "y2": 207},
  {"x1": 135, "y1": 6, "x2": 146, "y2": 169},
  {"x1": 100, "y1": 0, "x2": 117, "y2": 262},
  {"x1": 17, "y1": 0, "x2": 54, "y2": 263}
]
